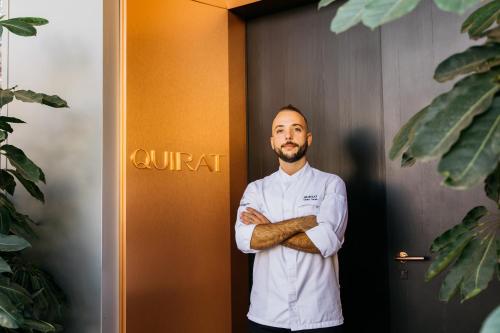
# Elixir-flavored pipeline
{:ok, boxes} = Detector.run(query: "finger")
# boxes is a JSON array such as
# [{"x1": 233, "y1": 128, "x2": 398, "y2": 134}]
[{"x1": 245, "y1": 208, "x2": 265, "y2": 223}]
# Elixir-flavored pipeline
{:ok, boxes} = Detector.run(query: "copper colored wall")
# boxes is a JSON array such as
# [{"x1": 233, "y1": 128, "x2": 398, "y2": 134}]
[{"x1": 124, "y1": 1, "x2": 247, "y2": 332}]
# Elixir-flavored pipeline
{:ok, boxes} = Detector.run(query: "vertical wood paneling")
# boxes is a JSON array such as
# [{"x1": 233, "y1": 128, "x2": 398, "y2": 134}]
[
  {"x1": 381, "y1": 2, "x2": 500, "y2": 333},
  {"x1": 247, "y1": 3, "x2": 389, "y2": 332}
]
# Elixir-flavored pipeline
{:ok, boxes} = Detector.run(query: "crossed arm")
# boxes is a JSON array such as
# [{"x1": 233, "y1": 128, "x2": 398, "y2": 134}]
[{"x1": 240, "y1": 207, "x2": 321, "y2": 254}]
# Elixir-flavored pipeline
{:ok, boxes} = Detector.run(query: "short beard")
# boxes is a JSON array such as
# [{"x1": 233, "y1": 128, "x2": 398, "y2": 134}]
[{"x1": 274, "y1": 141, "x2": 308, "y2": 163}]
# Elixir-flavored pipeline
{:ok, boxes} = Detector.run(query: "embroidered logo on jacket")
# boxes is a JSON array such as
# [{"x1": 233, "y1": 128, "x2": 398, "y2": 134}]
[{"x1": 303, "y1": 195, "x2": 318, "y2": 201}]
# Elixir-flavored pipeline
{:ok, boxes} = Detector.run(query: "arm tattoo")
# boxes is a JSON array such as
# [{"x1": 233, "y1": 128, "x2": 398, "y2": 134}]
[{"x1": 250, "y1": 215, "x2": 318, "y2": 251}]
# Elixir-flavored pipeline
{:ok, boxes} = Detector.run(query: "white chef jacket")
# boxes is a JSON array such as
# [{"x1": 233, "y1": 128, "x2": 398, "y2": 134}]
[{"x1": 235, "y1": 162, "x2": 348, "y2": 331}]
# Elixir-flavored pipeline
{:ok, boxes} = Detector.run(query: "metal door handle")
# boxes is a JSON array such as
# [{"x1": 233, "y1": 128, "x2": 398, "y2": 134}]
[{"x1": 394, "y1": 251, "x2": 428, "y2": 262}]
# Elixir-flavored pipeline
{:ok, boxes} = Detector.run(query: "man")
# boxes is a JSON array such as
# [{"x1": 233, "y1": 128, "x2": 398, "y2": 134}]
[{"x1": 235, "y1": 105, "x2": 348, "y2": 333}]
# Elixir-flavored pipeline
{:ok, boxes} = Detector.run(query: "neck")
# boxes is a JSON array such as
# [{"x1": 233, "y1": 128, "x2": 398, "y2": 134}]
[{"x1": 279, "y1": 157, "x2": 307, "y2": 176}]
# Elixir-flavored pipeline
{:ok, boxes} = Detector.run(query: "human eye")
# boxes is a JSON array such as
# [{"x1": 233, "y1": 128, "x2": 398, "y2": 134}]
[{"x1": 294, "y1": 127, "x2": 302, "y2": 132}]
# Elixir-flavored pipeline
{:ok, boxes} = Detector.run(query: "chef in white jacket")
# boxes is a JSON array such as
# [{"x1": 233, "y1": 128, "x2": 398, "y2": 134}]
[{"x1": 235, "y1": 105, "x2": 348, "y2": 333}]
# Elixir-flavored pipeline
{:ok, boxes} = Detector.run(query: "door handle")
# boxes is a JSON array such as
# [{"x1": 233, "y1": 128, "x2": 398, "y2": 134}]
[{"x1": 394, "y1": 251, "x2": 428, "y2": 262}]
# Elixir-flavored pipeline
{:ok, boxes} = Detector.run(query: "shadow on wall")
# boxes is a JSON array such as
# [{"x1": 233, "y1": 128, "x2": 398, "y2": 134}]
[{"x1": 339, "y1": 128, "x2": 390, "y2": 333}]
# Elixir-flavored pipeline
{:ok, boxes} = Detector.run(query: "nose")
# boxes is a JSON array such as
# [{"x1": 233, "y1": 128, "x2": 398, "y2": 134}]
[{"x1": 285, "y1": 128, "x2": 293, "y2": 140}]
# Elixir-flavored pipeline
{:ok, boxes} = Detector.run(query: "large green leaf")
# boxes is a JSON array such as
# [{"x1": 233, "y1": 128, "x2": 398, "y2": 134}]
[
  {"x1": 0, "y1": 117, "x2": 24, "y2": 124},
  {"x1": 389, "y1": 106, "x2": 430, "y2": 159},
  {"x1": 15, "y1": 17, "x2": 48, "y2": 26},
  {"x1": 0, "y1": 170, "x2": 16, "y2": 196},
  {"x1": 409, "y1": 68, "x2": 500, "y2": 161},
  {"x1": 8, "y1": 170, "x2": 44, "y2": 203},
  {"x1": 21, "y1": 319, "x2": 56, "y2": 332},
  {"x1": 0, "y1": 18, "x2": 36, "y2": 36},
  {"x1": 426, "y1": 232, "x2": 474, "y2": 281},
  {"x1": 0, "y1": 234, "x2": 30, "y2": 252},
  {"x1": 362, "y1": 0, "x2": 421, "y2": 29},
  {"x1": 434, "y1": 0, "x2": 481, "y2": 14},
  {"x1": 434, "y1": 44, "x2": 500, "y2": 82},
  {"x1": 0, "y1": 90, "x2": 13, "y2": 109},
  {"x1": 430, "y1": 206, "x2": 487, "y2": 253},
  {"x1": 438, "y1": 97, "x2": 500, "y2": 189},
  {"x1": 1, "y1": 145, "x2": 42, "y2": 183},
  {"x1": 439, "y1": 236, "x2": 480, "y2": 301},
  {"x1": 13, "y1": 90, "x2": 68, "y2": 108},
  {"x1": 485, "y1": 164, "x2": 499, "y2": 205},
  {"x1": 0, "y1": 292, "x2": 22, "y2": 328},
  {"x1": 0, "y1": 131, "x2": 7, "y2": 143},
  {"x1": 461, "y1": 234, "x2": 497, "y2": 301},
  {"x1": 318, "y1": 0, "x2": 337, "y2": 9},
  {"x1": 330, "y1": 0, "x2": 366, "y2": 33},
  {"x1": 481, "y1": 305, "x2": 500, "y2": 333},
  {"x1": 462, "y1": 0, "x2": 500, "y2": 38}
]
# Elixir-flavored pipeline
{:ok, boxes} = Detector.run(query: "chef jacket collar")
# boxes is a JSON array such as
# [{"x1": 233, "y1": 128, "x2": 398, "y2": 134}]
[{"x1": 278, "y1": 161, "x2": 310, "y2": 183}]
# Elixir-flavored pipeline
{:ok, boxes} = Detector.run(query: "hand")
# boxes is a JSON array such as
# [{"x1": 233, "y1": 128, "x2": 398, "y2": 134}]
[{"x1": 240, "y1": 207, "x2": 271, "y2": 225}]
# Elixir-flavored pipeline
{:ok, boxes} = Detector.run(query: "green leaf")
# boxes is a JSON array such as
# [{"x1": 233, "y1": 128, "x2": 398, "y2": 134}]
[
  {"x1": 0, "y1": 170, "x2": 16, "y2": 196},
  {"x1": 318, "y1": 0, "x2": 337, "y2": 9},
  {"x1": 430, "y1": 206, "x2": 487, "y2": 253},
  {"x1": 1, "y1": 145, "x2": 42, "y2": 183},
  {"x1": 389, "y1": 106, "x2": 430, "y2": 159},
  {"x1": 0, "y1": 234, "x2": 30, "y2": 252},
  {"x1": 409, "y1": 68, "x2": 500, "y2": 161},
  {"x1": 485, "y1": 164, "x2": 499, "y2": 205},
  {"x1": 330, "y1": 0, "x2": 366, "y2": 33},
  {"x1": 21, "y1": 319, "x2": 56, "y2": 332},
  {"x1": 0, "y1": 206, "x2": 11, "y2": 235},
  {"x1": 461, "y1": 234, "x2": 497, "y2": 301},
  {"x1": 15, "y1": 17, "x2": 48, "y2": 26},
  {"x1": 0, "y1": 258, "x2": 11, "y2": 274},
  {"x1": 0, "y1": 280, "x2": 31, "y2": 305},
  {"x1": 401, "y1": 151, "x2": 416, "y2": 167},
  {"x1": 0, "y1": 132, "x2": 7, "y2": 143},
  {"x1": 8, "y1": 170, "x2": 44, "y2": 203},
  {"x1": 0, "y1": 122, "x2": 12, "y2": 134},
  {"x1": 462, "y1": 0, "x2": 500, "y2": 38},
  {"x1": 0, "y1": 117, "x2": 24, "y2": 124},
  {"x1": 438, "y1": 97, "x2": 500, "y2": 189},
  {"x1": 0, "y1": 18, "x2": 36, "y2": 36},
  {"x1": 13, "y1": 90, "x2": 68, "y2": 108},
  {"x1": 425, "y1": 232, "x2": 474, "y2": 281},
  {"x1": 0, "y1": 90, "x2": 13, "y2": 109},
  {"x1": 434, "y1": 44, "x2": 500, "y2": 83},
  {"x1": 0, "y1": 292, "x2": 22, "y2": 328},
  {"x1": 362, "y1": 0, "x2": 421, "y2": 29},
  {"x1": 438, "y1": 236, "x2": 481, "y2": 301},
  {"x1": 434, "y1": 0, "x2": 480, "y2": 14},
  {"x1": 481, "y1": 305, "x2": 500, "y2": 333}
]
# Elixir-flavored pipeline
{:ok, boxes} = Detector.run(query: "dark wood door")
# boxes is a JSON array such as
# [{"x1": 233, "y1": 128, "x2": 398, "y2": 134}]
[{"x1": 245, "y1": 2, "x2": 499, "y2": 333}]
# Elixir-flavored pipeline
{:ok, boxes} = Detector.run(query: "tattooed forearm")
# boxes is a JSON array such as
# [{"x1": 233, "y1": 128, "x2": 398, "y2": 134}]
[
  {"x1": 250, "y1": 215, "x2": 317, "y2": 250},
  {"x1": 282, "y1": 232, "x2": 320, "y2": 254}
]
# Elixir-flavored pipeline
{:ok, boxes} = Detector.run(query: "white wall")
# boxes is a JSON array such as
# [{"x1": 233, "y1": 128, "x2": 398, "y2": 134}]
[{"x1": 6, "y1": 0, "x2": 105, "y2": 332}]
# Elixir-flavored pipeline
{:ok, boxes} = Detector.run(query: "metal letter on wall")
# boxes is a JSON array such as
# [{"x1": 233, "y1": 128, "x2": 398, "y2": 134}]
[{"x1": 119, "y1": 0, "x2": 248, "y2": 332}]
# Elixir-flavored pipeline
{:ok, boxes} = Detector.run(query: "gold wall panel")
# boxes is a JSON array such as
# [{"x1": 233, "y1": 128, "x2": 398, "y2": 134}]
[{"x1": 123, "y1": 0, "x2": 247, "y2": 332}]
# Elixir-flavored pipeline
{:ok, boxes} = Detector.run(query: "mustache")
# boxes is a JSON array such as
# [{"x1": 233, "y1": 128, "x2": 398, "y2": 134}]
[{"x1": 281, "y1": 142, "x2": 298, "y2": 148}]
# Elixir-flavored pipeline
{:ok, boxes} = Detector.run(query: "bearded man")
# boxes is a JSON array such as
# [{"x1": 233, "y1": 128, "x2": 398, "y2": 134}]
[{"x1": 235, "y1": 105, "x2": 348, "y2": 333}]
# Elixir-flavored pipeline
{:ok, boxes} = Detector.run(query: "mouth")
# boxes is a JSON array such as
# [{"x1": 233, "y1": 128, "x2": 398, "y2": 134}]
[{"x1": 283, "y1": 143, "x2": 297, "y2": 148}]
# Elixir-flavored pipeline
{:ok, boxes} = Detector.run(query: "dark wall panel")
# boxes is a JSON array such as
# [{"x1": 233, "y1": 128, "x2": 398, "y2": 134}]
[{"x1": 246, "y1": 3, "x2": 389, "y2": 332}]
